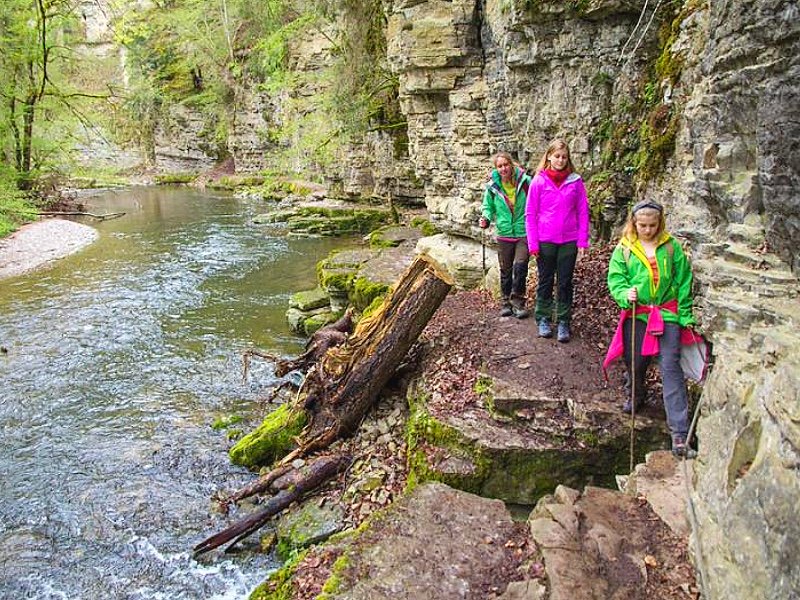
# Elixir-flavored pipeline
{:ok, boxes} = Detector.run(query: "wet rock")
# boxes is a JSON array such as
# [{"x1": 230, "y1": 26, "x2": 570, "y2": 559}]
[
  {"x1": 275, "y1": 502, "x2": 345, "y2": 560},
  {"x1": 289, "y1": 287, "x2": 330, "y2": 312}
]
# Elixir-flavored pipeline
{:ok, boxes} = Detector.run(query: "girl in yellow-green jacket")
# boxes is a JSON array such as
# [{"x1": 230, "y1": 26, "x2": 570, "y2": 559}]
[{"x1": 606, "y1": 200, "x2": 697, "y2": 457}]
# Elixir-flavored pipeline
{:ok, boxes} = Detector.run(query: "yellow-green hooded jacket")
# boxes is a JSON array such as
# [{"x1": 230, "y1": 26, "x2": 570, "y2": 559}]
[{"x1": 607, "y1": 233, "x2": 695, "y2": 327}]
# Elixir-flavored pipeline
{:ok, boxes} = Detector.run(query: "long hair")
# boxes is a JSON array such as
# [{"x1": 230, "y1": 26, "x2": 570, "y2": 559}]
[
  {"x1": 492, "y1": 151, "x2": 520, "y2": 182},
  {"x1": 535, "y1": 138, "x2": 575, "y2": 173},
  {"x1": 492, "y1": 151, "x2": 517, "y2": 168},
  {"x1": 622, "y1": 200, "x2": 667, "y2": 241}
]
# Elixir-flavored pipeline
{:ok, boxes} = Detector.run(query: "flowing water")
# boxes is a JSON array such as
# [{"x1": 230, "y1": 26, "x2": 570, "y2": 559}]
[{"x1": 0, "y1": 187, "x2": 355, "y2": 599}]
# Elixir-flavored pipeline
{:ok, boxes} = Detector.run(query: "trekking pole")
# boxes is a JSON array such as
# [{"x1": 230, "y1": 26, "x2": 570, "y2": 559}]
[
  {"x1": 629, "y1": 300, "x2": 637, "y2": 474},
  {"x1": 481, "y1": 229, "x2": 487, "y2": 275}
]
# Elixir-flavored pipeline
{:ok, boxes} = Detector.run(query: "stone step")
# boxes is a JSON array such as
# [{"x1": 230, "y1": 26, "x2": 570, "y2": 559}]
[{"x1": 618, "y1": 450, "x2": 691, "y2": 536}]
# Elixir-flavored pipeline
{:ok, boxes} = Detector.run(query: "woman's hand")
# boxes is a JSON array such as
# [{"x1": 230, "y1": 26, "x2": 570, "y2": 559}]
[
  {"x1": 577, "y1": 248, "x2": 586, "y2": 261},
  {"x1": 627, "y1": 287, "x2": 638, "y2": 303}
]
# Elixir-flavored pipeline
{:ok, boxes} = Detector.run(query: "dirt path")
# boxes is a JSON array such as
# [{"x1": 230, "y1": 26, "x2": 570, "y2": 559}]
[{"x1": 0, "y1": 218, "x2": 98, "y2": 280}]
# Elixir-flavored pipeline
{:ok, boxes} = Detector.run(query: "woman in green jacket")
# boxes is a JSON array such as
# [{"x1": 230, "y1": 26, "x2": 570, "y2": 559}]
[
  {"x1": 479, "y1": 152, "x2": 532, "y2": 318},
  {"x1": 606, "y1": 200, "x2": 697, "y2": 457}
]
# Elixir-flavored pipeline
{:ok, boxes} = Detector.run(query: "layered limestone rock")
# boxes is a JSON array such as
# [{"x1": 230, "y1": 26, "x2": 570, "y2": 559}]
[
  {"x1": 385, "y1": 0, "x2": 800, "y2": 596},
  {"x1": 386, "y1": 0, "x2": 659, "y2": 236},
  {"x1": 648, "y1": 3, "x2": 800, "y2": 596}
]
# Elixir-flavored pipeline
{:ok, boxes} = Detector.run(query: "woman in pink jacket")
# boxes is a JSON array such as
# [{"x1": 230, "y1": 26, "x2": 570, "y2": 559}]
[{"x1": 525, "y1": 139, "x2": 590, "y2": 343}]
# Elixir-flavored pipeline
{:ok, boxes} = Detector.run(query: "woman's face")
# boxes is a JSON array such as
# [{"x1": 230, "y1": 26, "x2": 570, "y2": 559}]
[
  {"x1": 496, "y1": 156, "x2": 514, "y2": 182},
  {"x1": 548, "y1": 148, "x2": 569, "y2": 171},
  {"x1": 634, "y1": 211, "x2": 661, "y2": 242}
]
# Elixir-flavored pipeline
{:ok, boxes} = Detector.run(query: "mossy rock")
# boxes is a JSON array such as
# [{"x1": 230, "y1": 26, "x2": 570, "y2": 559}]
[
  {"x1": 405, "y1": 381, "x2": 667, "y2": 504},
  {"x1": 316, "y1": 249, "x2": 374, "y2": 293},
  {"x1": 303, "y1": 310, "x2": 339, "y2": 336},
  {"x1": 281, "y1": 206, "x2": 392, "y2": 236},
  {"x1": 405, "y1": 388, "x2": 491, "y2": 495},
  {"x1": 409, "y1": 216, "x2": 438, "y2": 237},
  {"x1": 290, "y1": 287, "x2": 330, "y2": 312},
  {"x1": 367, "y1": 225, "x2": 423, "y2": 249},
  {"x1": 275, "y1": 503, "x2": 346, "y2": 561},
  {"x1": 155, "y1": 173, "x2": 196, "y2": 185},
  {"x1": 349, "y1": 276, "x2": 390, "y2": 312},
  {"x1": 229, "y1": 404, "x2": 308, "y2": 470},
  {"x1": 249, "y1": 548, "x2": 310, "y2": 600}
]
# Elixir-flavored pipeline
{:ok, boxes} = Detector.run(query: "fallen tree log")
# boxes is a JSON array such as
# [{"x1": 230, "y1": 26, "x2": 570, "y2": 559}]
[
  {"x1": 195, "y1": 254, "x2": 452, "y2": 554},
  {"x1": 297, "y1": 253, "x2": 454, "y2": 451},
  {"x1": 194, "y1": 453, "x2": 351, "y2": 556},
  {"x1": 40, "y1": 211, "x2": 126, "y2": 220},
  {"x1": 257, "y1": 253, "x2": 453, "y2": 459},
  {"x1": 225, "y1": 252, "x2": 453, "y2": 488}
]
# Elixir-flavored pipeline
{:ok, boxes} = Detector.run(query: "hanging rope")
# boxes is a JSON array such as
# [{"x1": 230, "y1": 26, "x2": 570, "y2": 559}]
[
  {"x1": 617, "y1": 0, "x2": 650, "y2": 63},
  {"x1": 618, "y1": 0, "x2": 666, "y2": 70}
]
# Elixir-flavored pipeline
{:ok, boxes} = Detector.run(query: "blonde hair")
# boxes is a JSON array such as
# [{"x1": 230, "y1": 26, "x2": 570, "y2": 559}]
[
  {"x1": 622, "y1": 201, "x2": 667, "y2": 241},
  {"x1": 536, "y1": 138, "x2": 575, "y2": 172},
  {"x1": 492, "y1": 151, "x2": 518, "y2": 169}
]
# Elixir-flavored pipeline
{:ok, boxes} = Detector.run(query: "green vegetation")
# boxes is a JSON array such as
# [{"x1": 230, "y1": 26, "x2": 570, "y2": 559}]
[
  {"x1": 155, "y1": 173, "x2": 196, "y2": 185},
  {"x1": 211, "y1": 414, "x2": 244, "y2": 430},
  {"x1": 586, "y1": 1, "x2": 692, "y2": 239},
  {"x1": 228, "y1": 403, "x2": 307, "y2": 469},
  {"x1": 0, "y1": 0, "x2": 112, "y2": 189},
  {"x1": 249, "y1": 548, "x2": 310, "y2": 600},
  {"x1": 0, "y1": 167, "x2": 37, "y2": 236},
  {"x1": 350, "y1": 276, "x2": 389, "y2": 312}
]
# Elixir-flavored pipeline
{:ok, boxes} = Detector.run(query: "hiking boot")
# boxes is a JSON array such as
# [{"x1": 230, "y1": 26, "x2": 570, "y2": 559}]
[
  {"x1": 512, "y1": 306, "x2": 530, "y2": 319},
  {"x1": 499, "y1": 303, "x2": 514, "y2": 317},
  {"x1": 556, "y1": 322, "x2": 570, "y2": 343},
  {"x1": 621, "y1": 396, "x2": 646, "y2": 414},
  {"x1": 671, "y1": 436, "x2": 697, "y2": 459},
  {"x1": 537, "y1": 319, "x2": 553, "y2": 338}
]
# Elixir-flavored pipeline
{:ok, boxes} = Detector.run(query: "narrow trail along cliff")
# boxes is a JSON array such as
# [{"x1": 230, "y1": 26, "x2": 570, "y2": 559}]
[{"x1": 215, "y1": 244, "x2": 698, "y2": 599}]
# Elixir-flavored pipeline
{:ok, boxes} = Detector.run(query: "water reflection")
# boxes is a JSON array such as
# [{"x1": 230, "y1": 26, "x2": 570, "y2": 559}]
[{"x1": 0, "y1": 187, "x2": 355, "y2": 599}]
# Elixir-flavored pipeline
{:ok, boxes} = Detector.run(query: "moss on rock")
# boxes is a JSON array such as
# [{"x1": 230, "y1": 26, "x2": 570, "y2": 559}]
[
  {"x1": 350, "y1": 276, "x2": 389, "y2": 312},
  {"x1": 229, "y1": 404, "x2": 307, "y2": 469}
]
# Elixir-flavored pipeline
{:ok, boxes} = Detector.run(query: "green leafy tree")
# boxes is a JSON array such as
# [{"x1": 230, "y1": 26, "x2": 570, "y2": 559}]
[{"x1": 0, "y1": 0, "x2": 108, "y2": 188}]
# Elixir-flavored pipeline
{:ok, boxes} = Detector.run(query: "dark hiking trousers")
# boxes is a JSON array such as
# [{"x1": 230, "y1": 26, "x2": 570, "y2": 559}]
[
  {"x1": 498, "y1": 237, "x2": 529, "y2": 308},
  {"x1": 534, "y1": 241, "x2": 578, "y2": 324},
  {"x1": 623, "y1": 318, "x2": 689, "y2": 439}
]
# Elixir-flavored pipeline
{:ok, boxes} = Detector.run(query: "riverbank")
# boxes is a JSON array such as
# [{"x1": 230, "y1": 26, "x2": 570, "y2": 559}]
[{"x1": 0, "y1": 218, "x2": 98, "y2": 280}]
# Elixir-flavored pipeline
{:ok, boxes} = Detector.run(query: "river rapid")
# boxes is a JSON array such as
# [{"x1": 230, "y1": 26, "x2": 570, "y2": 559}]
[{"x1": 0, "y1": 187, "x2": 354, "y2": 599}]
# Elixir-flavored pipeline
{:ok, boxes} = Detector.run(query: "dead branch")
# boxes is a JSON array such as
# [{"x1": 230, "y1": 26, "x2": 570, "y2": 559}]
[
  {"x1": 40, "y1": 211, "x2": 126, "y2": 220},
  {"x1": 193, "y1": 453, "x2": 351, "y2": 556}
]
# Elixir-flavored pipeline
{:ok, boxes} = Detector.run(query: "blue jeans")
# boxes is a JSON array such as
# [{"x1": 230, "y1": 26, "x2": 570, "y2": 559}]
[{"x1": 623, "y1": 318, "x2": 688, "y2": 439}]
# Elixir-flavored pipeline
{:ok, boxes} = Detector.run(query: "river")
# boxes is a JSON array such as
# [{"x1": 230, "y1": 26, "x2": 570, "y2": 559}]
[{"x1": 0, "y1": 186, "x2": 355, "y2": 599}]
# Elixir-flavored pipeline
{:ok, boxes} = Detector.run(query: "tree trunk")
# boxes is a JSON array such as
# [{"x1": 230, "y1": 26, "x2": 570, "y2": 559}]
[{"x1": 296, "y1": 253, "x2": 454, "y2": 454}]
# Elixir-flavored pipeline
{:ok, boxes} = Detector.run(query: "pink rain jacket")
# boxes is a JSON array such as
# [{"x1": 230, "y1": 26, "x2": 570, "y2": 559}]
[{"x1": 525, "y1": 171, "x2": 590, "y2": 255}]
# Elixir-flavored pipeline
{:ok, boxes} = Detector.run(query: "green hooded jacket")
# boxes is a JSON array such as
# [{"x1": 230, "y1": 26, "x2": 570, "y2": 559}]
[
  {"x1": 481, "y1": 167, "x2": 531, "y2": 238},
  {"x1": 607, "y1": 232, "x2": 695, "y2": 327}
]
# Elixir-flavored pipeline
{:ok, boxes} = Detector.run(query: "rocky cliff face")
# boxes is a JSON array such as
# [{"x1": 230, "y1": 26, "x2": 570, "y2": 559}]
[{"x1": 383, "y1": 0, "x2": 800, "y2": 597}]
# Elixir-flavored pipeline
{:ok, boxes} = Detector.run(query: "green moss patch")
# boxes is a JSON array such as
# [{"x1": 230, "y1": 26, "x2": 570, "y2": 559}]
[
  {"x1": 289, "y1": 287, "x2": 330, "y2": 311},
  {"x1": 155, "y1": 172, "x2": 196, "y2": 185},
  {"x1": 229, "y1": 403, "x2": 307, "y2": 469}
]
